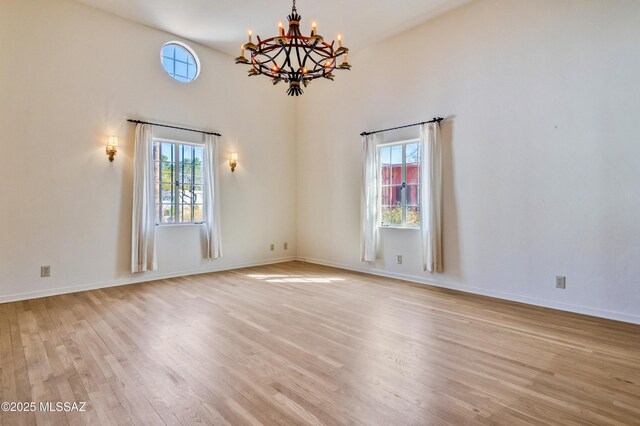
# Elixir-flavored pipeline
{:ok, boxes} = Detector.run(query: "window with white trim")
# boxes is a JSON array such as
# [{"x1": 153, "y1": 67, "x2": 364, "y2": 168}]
[
  {"x1": 160, "y1": 42, "x2": 200, "y2": 83},
  {"x1": 153, "y1": 139, "x2": 204, "y2": 224},
  {"x1": 379, "y1": 140, "x2": 421, "y2": 227}
]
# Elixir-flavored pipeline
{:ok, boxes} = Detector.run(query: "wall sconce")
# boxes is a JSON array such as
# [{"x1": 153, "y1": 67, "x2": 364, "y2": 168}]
[
  {"x1": 106, "y1": 136, "x2": 118, "y2": 162},
  {"x1": 229, "y1": 152, "x2": 238, "y2": 172}
]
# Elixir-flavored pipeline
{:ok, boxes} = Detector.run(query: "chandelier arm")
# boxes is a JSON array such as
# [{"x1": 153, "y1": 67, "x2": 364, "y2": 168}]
[
  {"x1": 299, "y1": 41, "x2": 320, "y2": 70},
  {"x1": 294, "y1": 43, "x2": 305, "y2": 73},
  {"x1": 281, "y1": 38, "x2": 296, "y2": 71},
  {"x1": 305, "y1": 52, "x2": 330, "y2": 70}
]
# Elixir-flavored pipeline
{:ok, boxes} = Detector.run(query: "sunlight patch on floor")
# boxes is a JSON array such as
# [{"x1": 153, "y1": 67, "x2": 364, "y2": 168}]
[{"x1": 247, "y1": 274, "x2": 345, "y2": 283}]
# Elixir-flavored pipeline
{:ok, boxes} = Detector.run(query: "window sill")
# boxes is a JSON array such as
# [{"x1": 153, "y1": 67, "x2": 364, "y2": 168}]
[
  {"x1": 156, "y1": 222, "x2": 205, "y2": 227},
  {"x1": 380, "y1": 225, "x2": 420, "y2": 230}
]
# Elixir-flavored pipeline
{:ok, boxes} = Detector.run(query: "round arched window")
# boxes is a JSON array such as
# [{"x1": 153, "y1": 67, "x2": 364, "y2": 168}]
[{"x1": 160, "y1": 41, "x2": 200, "y2": 83}]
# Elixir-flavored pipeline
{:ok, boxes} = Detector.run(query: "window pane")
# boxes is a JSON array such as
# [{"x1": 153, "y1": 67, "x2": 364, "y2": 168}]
[
  {"x1": 153, "y1": 144, "x2": 160, "y2": 162},
  {"x1": 381, "y1": 165, "x2": 392, "y2": 185},
  {"x1": 194, "y1": 205, "x2": 203, "y2": 223},
  {"x1": 380, "y1": 186, "x2": 392, "y2": 206},
  {"x1": 177, "y1": 184, "x2": 192, "y2": 204},
  {"x1": 161, "y1": 183, "x2": 174, "y2": 203},
  {"x1": 160, "y1": 143, "x2": 173, "y2": 162},
  {"x1": 180, "y1": 163, "x2": 193, "y2": 183},
  {"x1": 406, "y1": 164, "x2": 419, "y2": 185},
  {"x1": 179, "y1": 204, "x2": 192, "y2": 223},
  {"x1": 380, "y1": 146, "x2": 391, "y2": 165},
  {"x1": 179, "y1": 145, "x2": 192, "y2": 163},
  {"x1": 153, "y1": 139, "x2": 205, "y2": 225},
  {"x1": 187, "y1": 65, "x2": 196, "y2": 80},
  {"x1": 161, "y1": 43, "x2": 199, "y2": 83},
  {"x1": 194, "y1": 147, "x2": 203, "y2": 184},
  {"x1": 381, "y1": 206, "x2": 402, "y2": 226},
  {"x1": 161, "y1": 44, "x2": 175, "y2": 59},
  {"x1": 193, "y1": 185, "x2": 203, "y2": 205},
  {"x1": 406, "y1": 143, "x2": 419, "y2": 164},
  {"x1": 175, "y1": 46, "x2": 189, "y2": 63},
  {"x1": 407, "y1": 207, "x2": 421, "y2": 226},
  {"x1": 193, "y1": 147, "x2": 203, "y2": 163},
  {"x1": 393, "y1": 185, "x2": 403, "y2": 206},
  {"x1": 406, "y1": 184, "x2": 419, "y2": 206},
  {"x1": 161, "y1": 162, "x2": 174, "y2": 182},
  {"x1": 392, "y1": 165, "x2": 402, "y2": 185},
  {"x1": 379, "y1": 141, "x2": 422, "y2": 227},
  {"x1": 161, "y1": 205, "x2": 175, "y2": 223},
  {"x1": 391, "y1": 145, "x2": 402, "y2": 165}
]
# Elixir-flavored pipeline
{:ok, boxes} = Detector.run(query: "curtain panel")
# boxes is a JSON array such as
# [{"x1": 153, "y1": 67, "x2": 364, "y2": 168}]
[
  {"x1": 203, "y1": 134, "x2": 222, "y2": 259},
  {"x1": 360, "y1": 133, "x2": 379, "y2": 262},
  {"x1": 131, "y1": 123, "x2": 157, "y2": 273},
  {"x1": 419, "y1": 123, "x2": 443, "y2": 272}
]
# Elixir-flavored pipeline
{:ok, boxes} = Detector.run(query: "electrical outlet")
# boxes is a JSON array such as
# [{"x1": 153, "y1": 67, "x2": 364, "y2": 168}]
[
  {"x1": 284, "y1": 242, "x2": 288, "y2": 250},
  {"x1": 270, "y1": 243, "x2": 275, "y2": 251},
  {"x1": 396, "y1": 255, "x2": 403, "y2": 264},
  {"x1": 555, "y1": 276, "x2": 566, "y2": 289},
  {"x1": 41, "y1": 265, "x2": 50, "y2": 278}
]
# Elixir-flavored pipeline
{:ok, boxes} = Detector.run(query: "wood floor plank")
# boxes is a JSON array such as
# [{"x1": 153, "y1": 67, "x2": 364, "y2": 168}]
[{"x1": 0, "y1": 261, "x2": 638, "y2": 425}]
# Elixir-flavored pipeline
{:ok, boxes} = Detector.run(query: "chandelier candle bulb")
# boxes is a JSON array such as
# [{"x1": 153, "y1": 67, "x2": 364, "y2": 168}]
[
  {"x1": 279, "y1": 22, "x2": 285, "y2": 36},
  {"x1": 311, "y1": 21, "x2": 317, "y2": 36},
  {"x1": 248, "y1": 29, "x2": 253, "y2": 43},
  {"x1": 338, "y1": 34, "x2": 343, "y2": 48}
]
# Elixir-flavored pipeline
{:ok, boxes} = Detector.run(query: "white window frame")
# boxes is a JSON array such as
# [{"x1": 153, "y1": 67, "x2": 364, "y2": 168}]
[
  {"x1": 153, "y1": 138, "x2": 205, "y2": 226},
  {"x1": 378, "y1": 138, "x2": 421, "y2": 229},
  {"x1": 160, "y1": 41, "x2": 201, "y2": 83}
]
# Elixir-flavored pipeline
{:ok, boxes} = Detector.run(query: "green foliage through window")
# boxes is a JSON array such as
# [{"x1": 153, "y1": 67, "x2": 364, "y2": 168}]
[{"x1": 153, "y1": 140, "x2": 205, "y2": 224}]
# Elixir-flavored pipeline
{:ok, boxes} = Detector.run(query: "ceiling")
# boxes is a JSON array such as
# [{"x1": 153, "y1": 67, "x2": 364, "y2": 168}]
[{"x1": 75, "y1": 0, "x2": 471, "y2": 55}]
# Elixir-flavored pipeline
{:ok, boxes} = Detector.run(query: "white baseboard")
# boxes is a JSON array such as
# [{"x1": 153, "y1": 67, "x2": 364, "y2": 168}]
[
  {"x1": 4, "y1": 255, "x2": 638, "y2": 325},
  {"x1": 0, "y1": 256, "x2": 297, "y2": 305},
  {"x1": 298, "y1": 257, "x2": 640, "y2": 325}
]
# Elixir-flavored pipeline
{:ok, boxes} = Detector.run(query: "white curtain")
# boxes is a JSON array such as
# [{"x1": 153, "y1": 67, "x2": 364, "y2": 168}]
[
  {"x1": 360, "y1": 133, "x2": 379, "y2": 262},
  {"x1": 419, "y1": 123, "x2": 443, "y2": 272},
  {"x1": 203, "y1": 134, "x2": 222, "y2": 259},
  {"x1": 131, "y1": 123, "x2": 157, "y2": 273}
]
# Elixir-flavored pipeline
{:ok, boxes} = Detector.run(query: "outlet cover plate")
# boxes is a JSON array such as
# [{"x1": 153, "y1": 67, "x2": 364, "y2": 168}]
[
  {"x1": 556, "y1": 276, "x2": 566, "y2": 289},
  {"x1": 41, "y1": 265, "x2": 50, "y2": 278}
]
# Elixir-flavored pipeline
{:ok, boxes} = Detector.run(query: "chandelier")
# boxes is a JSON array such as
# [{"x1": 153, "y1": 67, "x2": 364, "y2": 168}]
[{"x1": 235, "y1": 0, "x2": 351, "y2": 96}]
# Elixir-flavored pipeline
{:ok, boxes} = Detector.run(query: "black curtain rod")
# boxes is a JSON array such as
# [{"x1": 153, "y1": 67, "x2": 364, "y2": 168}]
[
  {"x1": 127, "y1": 119, "x2": 221, "y2": 137},
  {"x1": 360, "y1": 117, "x2": 443, "y2": 137}
]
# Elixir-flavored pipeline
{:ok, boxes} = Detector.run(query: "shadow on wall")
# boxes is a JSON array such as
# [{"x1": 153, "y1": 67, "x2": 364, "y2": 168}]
[{"x1": 441, "y1": 116, "x2": 462, "y2": 280}]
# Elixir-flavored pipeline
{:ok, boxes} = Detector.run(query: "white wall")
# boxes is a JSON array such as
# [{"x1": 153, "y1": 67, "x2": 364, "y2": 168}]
[
  {"x1": 296, "y1": 0, "x2": 640, "y2": 323},
  {"x1": 0, "y1": 0, "x2": 297, "y2": 301}
]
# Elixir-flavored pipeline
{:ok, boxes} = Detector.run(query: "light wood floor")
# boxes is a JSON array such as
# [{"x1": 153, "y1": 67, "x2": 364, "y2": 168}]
[{"x1": 1, "y1": 261, "x2": 639, "y2": 425}]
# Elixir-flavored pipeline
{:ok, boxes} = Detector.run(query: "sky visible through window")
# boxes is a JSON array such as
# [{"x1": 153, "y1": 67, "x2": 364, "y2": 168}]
[{"x1": 161, "y1": 43, "x2": 198, "y2": 83}]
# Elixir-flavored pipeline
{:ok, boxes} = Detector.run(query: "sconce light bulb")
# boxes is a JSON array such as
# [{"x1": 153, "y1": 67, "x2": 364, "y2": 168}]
[{"x1": 229, "y1": 152, "x2": 238, "y2": 172}]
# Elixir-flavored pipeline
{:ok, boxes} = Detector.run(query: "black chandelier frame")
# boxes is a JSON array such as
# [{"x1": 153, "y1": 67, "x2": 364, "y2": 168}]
[{"x1": 235, "y1": 0, "x2": 350, "y2": 96}]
